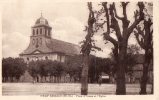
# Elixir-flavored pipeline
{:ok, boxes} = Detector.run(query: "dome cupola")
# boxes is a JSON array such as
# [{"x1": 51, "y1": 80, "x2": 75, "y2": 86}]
[{"x1": 35, "y1": 13, "x2": 49, "y2": 25}]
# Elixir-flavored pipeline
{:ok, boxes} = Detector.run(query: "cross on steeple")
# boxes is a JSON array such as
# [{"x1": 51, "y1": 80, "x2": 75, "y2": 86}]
[{"x1": 41, "y1": 10, "x2": 43, "y2": 17}]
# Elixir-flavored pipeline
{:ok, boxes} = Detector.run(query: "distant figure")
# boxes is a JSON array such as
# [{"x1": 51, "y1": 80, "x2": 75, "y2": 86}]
[
  {"x1": 66, "y1": 74, "x2": 70, "y2": 83},
  {"x1": 33, "y1": 80, "x2": 36, "y2": 84},
  {"x1": 98, "y1": 75, "x2": 102, "y2": 86}
]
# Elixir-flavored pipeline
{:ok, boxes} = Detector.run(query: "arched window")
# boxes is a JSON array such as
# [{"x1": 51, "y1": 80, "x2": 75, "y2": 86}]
[
  {"x1": 48, "y1": 30, "x2": 50, "y2": 35},
  {"x1": 36, "y1": 29, "x2": 38, "y2": 35},
  {"x1": 32, "y1": 39, "x2": 35, "y2": 45},
  {"x1": 36, "y1": 38, "x2": 38, "y2": 43},
  {"x1": 40, "y1": 28, "x2": 42, "y2": 34},
  {"x1": 45, "y1": 29, "x2": 47, "y2": 36},
  {"x1": 35, "y1": 38, "x2": 39, "y2": 48}
]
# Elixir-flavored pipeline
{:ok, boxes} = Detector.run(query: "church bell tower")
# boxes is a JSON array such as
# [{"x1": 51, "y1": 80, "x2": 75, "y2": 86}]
[{"x1": 30, "y1": 13, "x2": 52, "y2": 48}]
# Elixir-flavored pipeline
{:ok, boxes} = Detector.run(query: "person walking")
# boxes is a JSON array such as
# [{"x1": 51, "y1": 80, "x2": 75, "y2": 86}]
[{"x1": 98, "y1": 75, "x2": 102, "y2": 86}]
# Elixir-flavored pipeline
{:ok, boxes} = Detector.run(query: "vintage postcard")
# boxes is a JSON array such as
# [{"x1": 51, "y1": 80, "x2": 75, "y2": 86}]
[{"x1": 0, "y1": 0, "x2": 159, "y2": 100}]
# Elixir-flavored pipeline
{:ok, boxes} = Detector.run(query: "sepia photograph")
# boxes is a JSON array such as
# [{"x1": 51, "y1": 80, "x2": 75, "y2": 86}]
[{"x1": 1, "y1": 0, "x2": 156, "y2": 97}]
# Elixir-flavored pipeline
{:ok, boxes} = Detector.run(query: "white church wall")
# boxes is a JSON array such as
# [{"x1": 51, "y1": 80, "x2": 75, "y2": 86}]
[{"x1": 20, "y1": 53, "x2": 62, "y2": 63}]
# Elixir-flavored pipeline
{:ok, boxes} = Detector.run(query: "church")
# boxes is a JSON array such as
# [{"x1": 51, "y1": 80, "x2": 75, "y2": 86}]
[{"x1": 19, "y1": 14, "x2": 80, "y2": 63}]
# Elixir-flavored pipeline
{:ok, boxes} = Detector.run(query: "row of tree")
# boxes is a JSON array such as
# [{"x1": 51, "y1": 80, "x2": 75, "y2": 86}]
[
  {"x1": 2, "y1": 55, "x2": 114, "y2": 83},
  {"x1": 2, "y1": 57, "x2": 27, "y2": 82},
  {"x1": 28, "y1": 60, "x2": 65, "y2": 82}
]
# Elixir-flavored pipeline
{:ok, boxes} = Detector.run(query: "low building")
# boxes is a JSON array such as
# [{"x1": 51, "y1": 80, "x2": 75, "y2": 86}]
[
  {"x1": 101, "y1": 72, "x2": 110, "y2": 83},
  {"x1": 126, "y1": 54, "x2": 153, "y2": 84}
]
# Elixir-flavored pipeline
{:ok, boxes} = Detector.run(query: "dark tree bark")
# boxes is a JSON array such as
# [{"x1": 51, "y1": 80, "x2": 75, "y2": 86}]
[
  {"x1": 81, "y1": 2, "x2": 99, "y2": 95},
  {"x1": 116, "y1": 41, "x2": 127, "y2": 94},
  {"x1": 45, "y1": 76, "x2": 47, "y2": 82},
  {"x1": 2, "y1": 77, "x2": 4, "y2": 82},
  {"x1": 37, "y1": 76, "x2": 39, "y2": 82},
  {"x1": 134, "y1": 18, "x2": 153, "y2": 94},
  {"x1": 151, "y1": 72, "x2": 153, "y2": 94},
  {"x1": 81, "y1": 55, "x2": 89, "y2": 95}
]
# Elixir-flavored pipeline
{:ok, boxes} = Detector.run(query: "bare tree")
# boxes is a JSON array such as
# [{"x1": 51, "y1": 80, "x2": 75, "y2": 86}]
[
  {"x1": 80, "y1": 2, "x2": 100, "y2": 95},
  {"x1": 134, "y1": 18, "x2": 153, "y2": 94},
  {"x1": 95, "y1": 2, "x2": 145, "y2": 94}
]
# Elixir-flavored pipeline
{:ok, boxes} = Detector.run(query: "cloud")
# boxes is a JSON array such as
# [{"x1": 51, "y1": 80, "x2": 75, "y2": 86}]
[
  {"x1": 2, "y1": 32, "x2": 29, "y2": 58},
  {"x1": 52, "y1": 16, "x2": 86, "y2": 45}
]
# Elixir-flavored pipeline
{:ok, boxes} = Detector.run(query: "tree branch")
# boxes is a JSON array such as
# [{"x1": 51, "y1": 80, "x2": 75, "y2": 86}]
[
  {"x1": 135, "y1": 26, "x2": 145, "y2": 38},
  {"x1": 102, "y1": 2, "x2": 119, "y2": 46},
  {"x1": 150, "y1": 30, "x2": 153, "y2": 35},
  {"x1": 102, "y1": 2, "x2": 110, "y2": 33},
  {"x1": 109, "y1": 3, "x2": 122, "y2": 41},
  {"x1": 103, "y1": 32, "x2": 118, "y2": 46},
  {"x1": 121, "y1": 2, "x2": 129, "y2": 20},
  {"x1": 127, "y1": 2, "x2": 145, "y2": 39},
  {"x1": 134, "y1": 31, "x2": 145, "y2": 49},
  {"x1": 113, "y1": 3, "x2": 123, "y2": 20}
]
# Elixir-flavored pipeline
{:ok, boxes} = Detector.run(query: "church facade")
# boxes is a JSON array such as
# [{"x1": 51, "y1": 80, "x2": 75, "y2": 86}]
[{"x1": 19, "y1": 15, "x2": 80, "y2": 63}]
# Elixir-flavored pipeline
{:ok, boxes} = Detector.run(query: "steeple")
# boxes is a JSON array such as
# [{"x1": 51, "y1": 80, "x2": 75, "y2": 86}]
[
  {"x1": 31, "y1": 13, "x2": 52, "y2": 38},
  {"x1": 41, "y1": 11, "x2": 43, "y2": 17}
]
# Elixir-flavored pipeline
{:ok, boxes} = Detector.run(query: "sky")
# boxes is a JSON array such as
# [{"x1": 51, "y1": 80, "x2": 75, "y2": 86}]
[{"x1": 1, "y1": 0, "x2": 152, "y2": 58}]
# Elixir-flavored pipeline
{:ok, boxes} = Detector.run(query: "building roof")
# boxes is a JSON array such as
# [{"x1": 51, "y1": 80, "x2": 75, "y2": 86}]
[
  {"x1": 32, "y1": 15, "x2": 51, "y2": 28},
  {"x1": 20, "y1": 38, "x2": 81, "y2": 56},
  {"x1": 35, "y1": 15, "x2": 49, "y2": 25},
  {"x1": 46, "y1": 38, "x2": 81, "y2": 55}
]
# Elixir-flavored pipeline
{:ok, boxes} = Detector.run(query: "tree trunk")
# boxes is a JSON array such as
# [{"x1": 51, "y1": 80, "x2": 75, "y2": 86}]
[
  {"x1": 55, "y1": 76, "x2": 57, "y2": 83},
  {"x1": 151, "y1": 79, "x2": 153, "y2": 94},
  {"x1": 52, "y1": 76, "x2": 54, "y2": 83},
  {"x1": 11, "y1": 77, "x2": 14, "y2": 82},
  {"x1": 70, "y1": 76, "x2": 72, "y2": 82},
  {"x1": 37, "y1": 76, "x2": 39, "y2": 82},
  {"x1": 139, "y1": 19, "x2": 152, "y2": 95},
  {"x1": 140, "y1": 63, "x2": 148, "y2": 94},
  {"x1": 45, "y1": 76, "x2": 47, "y2": 82},
  {"x1": 57, "y1": 76, "x2": 59, "y2": 83},
  {"x1": 54, "y1": 76, "x2": 56, "y2": 83},
  {"x1": 81, "y1": 55, "x2": 89, "y2": 95},
  {"x1": 151, "y1": 71, "x2": 153, "y2": 94},
  {"x1": 116, "y1": 43, "x2": 127, "y2": 95},
  {"x1": 140, "y1": 51, "x2": 150, "y2": 94},
  {"x1": 59, "y1": 76, "x2": 61, "y2": 83},
  {"x1": 6, "y1": 77, "x2": 8, "y2": 82},
  {"x1": 2, "y1": 77, "x2": 4, "y2": 82},
  {"x1": 49, "y1": 75, "x2": 51, "y2": 83}
]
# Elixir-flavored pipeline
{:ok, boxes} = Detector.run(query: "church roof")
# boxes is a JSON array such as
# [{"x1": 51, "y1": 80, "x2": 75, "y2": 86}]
[
  {"x1": 46, "y1": 39, "x2": 81, "y2": 55},
  {"x1": 20, "y1": 38, "x2": 81, "y2": 56}
]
